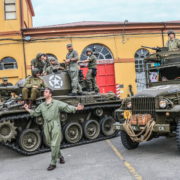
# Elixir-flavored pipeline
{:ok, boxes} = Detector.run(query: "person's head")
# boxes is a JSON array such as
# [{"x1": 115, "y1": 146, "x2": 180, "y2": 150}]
[
  {"x1": 42, "y1": 54, "x2": 48, "y2": 61},
  {"x1": 36, "y1": 53, "x2": 44, "y2": 61},
  {"x1": 86, "y1": 48, "x2": 93, "y2": 56},
  {"x1": 49, "y1": 57, "x2": 56, "y2": 65},
  {"x1": 43, "y1": 88, "x2": 53, "y2": 99},
  {"x1": 32, "y1": 68, "x2": 40, "y2": 77},
  {"x1": 2, "y1": 77, "x2": 8, "y2": 84},
  {"x1": 66, "y1": 44, "x2": 73, "y2": 52},
  {"x1": 168, "y1": 30, "x2": 176, "y2": 40}
]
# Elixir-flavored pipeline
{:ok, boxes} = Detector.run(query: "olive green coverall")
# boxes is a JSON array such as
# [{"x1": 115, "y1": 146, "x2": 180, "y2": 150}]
[
  {"x1": 29, "y1": 99, "x2": 76, "y2": 165},
  {"x1": 166, "y1": 39, "x2": 180, "y2": 51},
  {"x1": 66, "y1": 50, "x2": 82, "y2": 94}
]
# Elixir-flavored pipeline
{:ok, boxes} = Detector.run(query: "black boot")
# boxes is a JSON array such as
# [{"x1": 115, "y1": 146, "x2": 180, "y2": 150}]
[
  {"x1": 59, "y1": 156, "x2": 65, "y2": 164},
  {"x1": 47, "y1": 164, "x2": 56, "y2": 171}
]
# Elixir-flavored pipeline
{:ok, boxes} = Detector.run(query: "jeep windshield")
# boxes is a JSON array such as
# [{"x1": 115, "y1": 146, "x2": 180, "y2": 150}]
[{"x1": 145, "y1": 62, "x2": 180, "y2": 87}]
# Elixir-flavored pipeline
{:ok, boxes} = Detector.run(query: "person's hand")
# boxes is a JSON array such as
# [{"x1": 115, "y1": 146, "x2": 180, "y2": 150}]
[
  {"x1": 76, "y1": 103, "x2": 84, "y2": 111},
  {"x1": 65, "y1": 59, "x2": 70, "y2": 63},
  {"x1": 23, "y1": 104, "x2": 29, "y2": 111},
  {"x1": 32, "y1": 85, "x2": 38, "y2": 88}
]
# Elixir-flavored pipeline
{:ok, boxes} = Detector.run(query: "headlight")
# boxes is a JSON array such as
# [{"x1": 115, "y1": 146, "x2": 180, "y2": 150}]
[
  {"x1": 159, "y1": 100, "x2": 167, "y2": 109},
  {"x1": 127, "y1": 101, "x2": 132, "y2": 109}
]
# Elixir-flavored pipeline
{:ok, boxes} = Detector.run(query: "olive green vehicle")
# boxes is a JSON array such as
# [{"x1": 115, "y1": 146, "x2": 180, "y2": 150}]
[
  {"x1": 0, "y1": 69, "x2": 121, "y2": 155},
  {"x1": 114, "y1": 47, "x2": 180, "y2": 151}
]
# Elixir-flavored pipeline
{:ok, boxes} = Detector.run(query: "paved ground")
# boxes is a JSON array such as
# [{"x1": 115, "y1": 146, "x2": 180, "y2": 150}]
[{"x1": 0, "y1": 136, "x2": 180, "y2": 180}]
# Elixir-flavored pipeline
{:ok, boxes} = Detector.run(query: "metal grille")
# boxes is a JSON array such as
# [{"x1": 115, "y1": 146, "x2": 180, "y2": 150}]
[{"x1": 132, "y1": 97, "x2": 155, "y2": 115}]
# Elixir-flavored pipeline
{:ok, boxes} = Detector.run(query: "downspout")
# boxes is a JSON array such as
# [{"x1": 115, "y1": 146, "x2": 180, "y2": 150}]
[
  {"x1": 19, "y1": 0, "x2": 27, "y2": 77},
  {"x1": 161, "y1": 23, "x2": 167, "y2": 47}
]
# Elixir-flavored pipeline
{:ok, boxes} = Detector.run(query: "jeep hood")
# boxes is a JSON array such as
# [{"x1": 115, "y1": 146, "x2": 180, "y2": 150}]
[{"x1": 135, "y1": 84, "x2": 180, "y2": 97}]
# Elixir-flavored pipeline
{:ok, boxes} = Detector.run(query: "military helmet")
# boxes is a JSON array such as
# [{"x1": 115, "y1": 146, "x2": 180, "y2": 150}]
[
  {"x1": 86, "y1": 48, "x2": 93, "y2": 54},
  {"x1": 32, "y1": 68, "x2": 40, "y2": 76},
  {"x1": 167, "y1": 30, "x2": 175, "y2": 36},
  {"x1": 49, "y1": 57, "x2": 56, "y2": 61}
]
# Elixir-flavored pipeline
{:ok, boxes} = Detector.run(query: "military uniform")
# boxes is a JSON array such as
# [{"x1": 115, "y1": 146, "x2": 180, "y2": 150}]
[
  {"x1": 31, "y1": 54, "x2": 47, "y2": 74},
  {"x1": 22, "y1": 76, "x2": 45, "y2": 101},
  {"x1": 86, "y1": 54, "x2": 99, "y2": 92},
  {"x1": 29, "y1": 99, "x2": 76, "y2": 166},
  {"x1": 0, "y1": 78, "x2": 13, "y2": 100},
  {"x1": 166, "y1": 39, "x2": 180, "y2": 51},
  {"x1": 66, "y1": 50, "x2": 82, "y2": 94}
]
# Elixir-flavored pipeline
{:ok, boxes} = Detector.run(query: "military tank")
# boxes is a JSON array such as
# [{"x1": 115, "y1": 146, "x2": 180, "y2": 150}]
[{"x1": 0, "y1": 70, "x2": 121, "y2": 155}]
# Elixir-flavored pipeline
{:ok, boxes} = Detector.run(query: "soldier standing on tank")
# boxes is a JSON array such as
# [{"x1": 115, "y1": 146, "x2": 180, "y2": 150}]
[
  {"x1": 45, "y1": 57, "x2": 64, "y2": 75},
  {"x1": 83, "y1": 48, "x2": 99, "y2": 93},
  {"x1": 0, "y1": 77, "x2": 13, "y2": 101},
  {"x1": 31, "y1": 53, "x2": 48, "y2": 75},
  {"x1": 166, "y1": 30, "x2": 180, "y2": 51},
  {"x1": 65, "y1": 44, "x2": 82, "y2": 96},
  {"x1": 22, "y1": 68, "x2": 46, "y2": 107},
  {"x1": 24, "y1": 88, "x2": 84, "y2": 171}
]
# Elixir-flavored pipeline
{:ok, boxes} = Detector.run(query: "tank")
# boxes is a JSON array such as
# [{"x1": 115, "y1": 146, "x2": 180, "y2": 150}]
[
  {"x1": 114, "y1": 47, "x2": 180, "y2": 151},
  {"x1": 0, "y1": 70, "x2": 121, "y2": 155}
]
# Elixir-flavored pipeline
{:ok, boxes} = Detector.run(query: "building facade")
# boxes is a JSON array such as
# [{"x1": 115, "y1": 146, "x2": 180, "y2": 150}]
[{"x1": 1, "y1": 0, "x2": 180, "y2": 97}]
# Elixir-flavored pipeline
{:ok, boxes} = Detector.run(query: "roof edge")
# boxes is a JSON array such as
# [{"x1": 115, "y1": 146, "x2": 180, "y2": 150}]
[{"x1": 27, "y1": 0, "x2": 35, "y2": 16}]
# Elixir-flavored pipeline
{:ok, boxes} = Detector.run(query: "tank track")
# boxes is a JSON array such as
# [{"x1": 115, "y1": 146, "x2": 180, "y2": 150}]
[{"x1": 0, "y1": 103, "x2": 120, "y2": 156}]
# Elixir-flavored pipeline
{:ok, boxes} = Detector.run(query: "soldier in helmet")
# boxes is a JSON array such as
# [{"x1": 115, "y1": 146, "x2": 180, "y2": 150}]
[
  {"x1": 166, "y1": 30, "x2": 180, "y2": 51},
  {"x1": 83, "y1": 48, "x2": 99, "y2": 93},
  {"x1": 22, "y1": 68, "x2": 46, "y2": 107},
  {"x1": 65, "y1": 44, "x2": 82, "y2": 96},
  {"x1": 45, "y1": 57, "x2": 64, "y2": 75},
  {"x1": 31, "y1": 53, "x2": 48, "y2": 75},
  {"x1": 0, "y1": 77, "x2": 13, "y2": 101}
]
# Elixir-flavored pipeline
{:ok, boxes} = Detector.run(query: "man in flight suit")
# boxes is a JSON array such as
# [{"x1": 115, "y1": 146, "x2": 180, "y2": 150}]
[
  {"x1": 24, "y1": 88, "x2": 84, "y2": 171},
  {"x1": 65, "y1": 44, "x2": 82, "y2": 96},
  {"x1": 83, "y1": 48, "x2": 99, "y2": 93}
]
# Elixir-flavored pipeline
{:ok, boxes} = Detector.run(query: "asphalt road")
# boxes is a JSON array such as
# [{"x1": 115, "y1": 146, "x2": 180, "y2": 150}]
[{"x1": 0, "y1": 136, "x2": 180, "y2": 180}]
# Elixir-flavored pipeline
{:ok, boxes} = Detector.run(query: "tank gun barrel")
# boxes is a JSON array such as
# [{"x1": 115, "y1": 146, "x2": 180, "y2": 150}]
[{"x1": 141, "y1": 46, "x2": 162, "y2": 51}]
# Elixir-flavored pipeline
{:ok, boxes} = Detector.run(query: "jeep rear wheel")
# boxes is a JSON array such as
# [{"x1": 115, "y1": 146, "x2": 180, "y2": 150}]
[{"x1": 121, "y1": 131, "x2": 139, "y2": 150}]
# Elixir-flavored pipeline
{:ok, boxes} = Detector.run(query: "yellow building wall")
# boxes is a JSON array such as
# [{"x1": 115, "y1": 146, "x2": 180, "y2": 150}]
[{"x1": 0, "y1": 0, "x2": 21, "y2": 32}]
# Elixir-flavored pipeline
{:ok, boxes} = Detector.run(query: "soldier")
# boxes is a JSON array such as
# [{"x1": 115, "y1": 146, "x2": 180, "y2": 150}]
[
  {"x1": 24, "y1": 88, "x2": 84, "y2": 171},
  {"x1": 45, "y1": 57, "x2": 64, "y2": 75},
  {"x1": 65, "y1": 44, "x2": 82, "y2": 96},
  {"x1": 166, "y1": 30, "x2": 180, "y2": 51},
  {"x1": 83, "y1": 48, "x2": 99, "y2": 92},
  {"x1": 22, "y1": 68, "x2": 46, "y2": 107},
  {"x1": 31, "y1": 53, "x2": 48, "y2": 75}
]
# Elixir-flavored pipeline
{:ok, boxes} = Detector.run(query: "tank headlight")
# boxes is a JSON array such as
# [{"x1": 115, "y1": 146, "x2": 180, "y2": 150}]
[
  {"x1": 127, "y1": 101, "x2": 132, "y2": 109},
  {"x1": 159, "y1": 100, "x2": 167, "y2": 109}
]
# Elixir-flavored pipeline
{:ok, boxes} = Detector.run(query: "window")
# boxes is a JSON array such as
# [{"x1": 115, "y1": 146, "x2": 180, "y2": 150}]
[
  {"x1": 0, "y1": 57, "x2": 18, "y2": 70},
  {"x1": 80, "y1": 44, "x2": 113, "y2": 61},
  {"x1": 4, "y1": 0, "x2": 16, "y2": 20},
  {"x1": 134, "y1": 48, "x2": 149, "y2": 92}
]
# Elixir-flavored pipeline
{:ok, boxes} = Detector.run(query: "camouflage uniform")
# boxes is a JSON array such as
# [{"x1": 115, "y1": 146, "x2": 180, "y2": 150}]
[
  {"x1": 22, "y1": 76, "x2": 45, "y2": 101},
  {"x1": 66, "y1": 50, "x2": 82, "y2": 94},
  {"x1": 0, "y1": 77, "x2": 13, "y2": 100},
  {"x1": 31, "y1": 53, "x2": 47, "y2": 74},
  {"x1": 29, "y1": 99, "x2": 76, "y2": 166},
  {"x1": 166, "y1": 39, "x2": 180, "y2": 51},
  {"x1": 86, "y1": 54, "x2": 99, "y2": 92}
]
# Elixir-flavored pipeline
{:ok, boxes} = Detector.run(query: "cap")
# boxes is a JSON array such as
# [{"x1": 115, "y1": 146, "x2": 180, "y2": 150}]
[
  {"x1": 49, "y1": 57, "x2": 56, "y2": 61},
  {"x1": 2, "y1": 77, "x2": 8, "y2": 81},
  {"x1": 66, "y1": 44, "x2": 72, "y2": 48},
  {"x1": 167, "y1": 30, "x2": 175, "y2": 36}
]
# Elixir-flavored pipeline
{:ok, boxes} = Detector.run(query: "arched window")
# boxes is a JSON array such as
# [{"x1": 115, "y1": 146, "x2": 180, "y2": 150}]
[
  {"x1": 134, "y1": 48, "x2": 149, "y2": 92},
  {"x1": 0, "y1": 57, "x2": 18, "y2": 70},
  {"x1": 80, "y1": 44, "x2": 113, "y2": 61},
  {"x1": 46, "y1": 53, "x2": 58, "y2": 60}
]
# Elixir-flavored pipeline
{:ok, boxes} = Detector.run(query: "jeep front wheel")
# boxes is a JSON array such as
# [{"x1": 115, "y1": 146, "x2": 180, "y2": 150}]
[{"x1": 121, "y1": 131, "x2": 139, "y2": 150}]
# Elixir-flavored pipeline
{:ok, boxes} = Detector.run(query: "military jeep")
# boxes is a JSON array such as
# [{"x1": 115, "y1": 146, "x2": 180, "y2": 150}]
[{"x1": 114, "y1": 47, "x2": 180, "y2": 151}]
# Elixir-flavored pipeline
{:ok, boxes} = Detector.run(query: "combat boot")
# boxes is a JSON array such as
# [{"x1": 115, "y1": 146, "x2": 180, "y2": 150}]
[
  {"x1": 47, "y1": 164, "x2": 56, "y2": 171},
  {"x1": 59, "y1": 156, "x2": 65, "y2": 164}
]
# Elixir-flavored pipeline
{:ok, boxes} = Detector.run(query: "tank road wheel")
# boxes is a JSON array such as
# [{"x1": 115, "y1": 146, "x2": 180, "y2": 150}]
[
  {"x1": 95, "y1": 108, "x2": 104, "y2": 117},
  {"x1": 101, "y1": 116, "x2": 116, "y2": 136},
  {"x1": 121, "y1": 131, "x2": 139, "y2": 150},
  {"x1": 83, "y1": 120, "x2": 100, "y2": 140},
  {"x1": 176, "y1": 120, "x2": 180, "y2": 151},
  {"x1": 64, "y1": 122, "x2": 83, "y2": 144},
  {"x1": 0, "y1": 120, "x2": 17, "y2": 143},
  {"x1": 19, "y1": 129, "x2": 42, "y2": 152}
]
